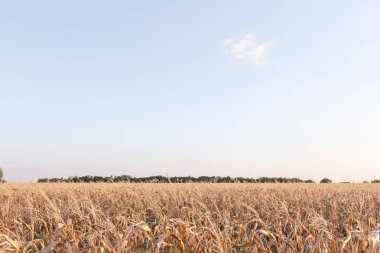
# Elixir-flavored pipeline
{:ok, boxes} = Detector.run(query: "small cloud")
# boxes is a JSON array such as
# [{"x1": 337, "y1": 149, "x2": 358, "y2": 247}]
[{"x1": 222, "y1": 34, "x2": 273, "y2": 64}]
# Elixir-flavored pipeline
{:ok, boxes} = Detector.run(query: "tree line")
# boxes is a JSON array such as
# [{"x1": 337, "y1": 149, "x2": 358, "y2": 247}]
[
  {"x1": 37, "y1": 175, "x2": 325, "y2": 183},
  {"x1": 0, "y1": 167, "x2": 378, "y2": 184}
]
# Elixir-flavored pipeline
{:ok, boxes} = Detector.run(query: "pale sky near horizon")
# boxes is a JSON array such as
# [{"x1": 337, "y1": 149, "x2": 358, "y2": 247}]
[{"x1": 1, "y1": 1, "x2": 380, "y2": 182}]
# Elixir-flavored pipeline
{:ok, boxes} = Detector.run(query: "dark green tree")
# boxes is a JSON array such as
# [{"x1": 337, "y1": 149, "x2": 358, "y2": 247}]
[{"x1": 320, "y1": 178, "x2": 332, "y2": 183}]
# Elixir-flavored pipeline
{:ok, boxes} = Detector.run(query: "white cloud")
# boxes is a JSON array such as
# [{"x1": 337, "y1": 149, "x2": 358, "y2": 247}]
[{"x1": 222, "y1": 34, "x2": 273, "y2": 64}]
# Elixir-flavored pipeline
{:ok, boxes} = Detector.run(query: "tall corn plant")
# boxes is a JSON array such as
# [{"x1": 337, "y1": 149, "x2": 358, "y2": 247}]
[{"x1": 0, "y1": 167, "x2": 3, "y2": 183}]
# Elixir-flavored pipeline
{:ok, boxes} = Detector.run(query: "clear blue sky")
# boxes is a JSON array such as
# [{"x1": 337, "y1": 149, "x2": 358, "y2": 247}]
[{"x1": 1, "y1": 1, "x2": 380, "y2": 182}]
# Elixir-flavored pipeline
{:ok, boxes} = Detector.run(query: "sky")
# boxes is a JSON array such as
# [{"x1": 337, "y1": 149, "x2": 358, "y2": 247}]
[{"x1": 1, "y1": 1, "x2": 380, "y2": 182}]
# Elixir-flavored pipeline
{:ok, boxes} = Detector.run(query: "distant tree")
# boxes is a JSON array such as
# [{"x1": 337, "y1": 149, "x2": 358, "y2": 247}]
[
  {"x1": 363, "y1": 181, "x2": 369, "y2": 183},
  {"x1": 0, "y1": 167, "x2": 3, "y2": 183},
  {"x1": 305, "y1": 179, "x2": 315, "y2": 183},
  {"x1": 220, "y1": 176, "x2": 234, "y2": 183},
  {"x1": 371, "y1": 179, "x2": 380, "y2": 183},
  {"x1": 290, "y1": 178, "x2": 303, "y2": 183},
  {"x1": 320, "y1": 178, "x2": 332, "y2": 183}
]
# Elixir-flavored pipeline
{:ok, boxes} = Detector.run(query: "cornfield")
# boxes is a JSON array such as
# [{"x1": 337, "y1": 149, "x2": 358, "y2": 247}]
[{"x1": 1, "y1": 183, "x2": 380, "y2": 252}]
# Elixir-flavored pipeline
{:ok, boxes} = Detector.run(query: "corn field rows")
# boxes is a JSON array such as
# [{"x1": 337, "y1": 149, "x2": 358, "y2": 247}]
[{"x1": 1, "y1": 183, "x2": 380, "y2": 252}]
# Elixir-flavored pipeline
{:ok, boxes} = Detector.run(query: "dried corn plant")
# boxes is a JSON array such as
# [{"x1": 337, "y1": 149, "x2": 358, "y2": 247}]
[{"x1": 1, "y1": 183, "x2": 380, "y2": 252}]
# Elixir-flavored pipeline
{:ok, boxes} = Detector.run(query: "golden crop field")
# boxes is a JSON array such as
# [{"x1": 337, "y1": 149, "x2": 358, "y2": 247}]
[{"x1": 1, "y1": 183, "x2": 380, "y2": 252}]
